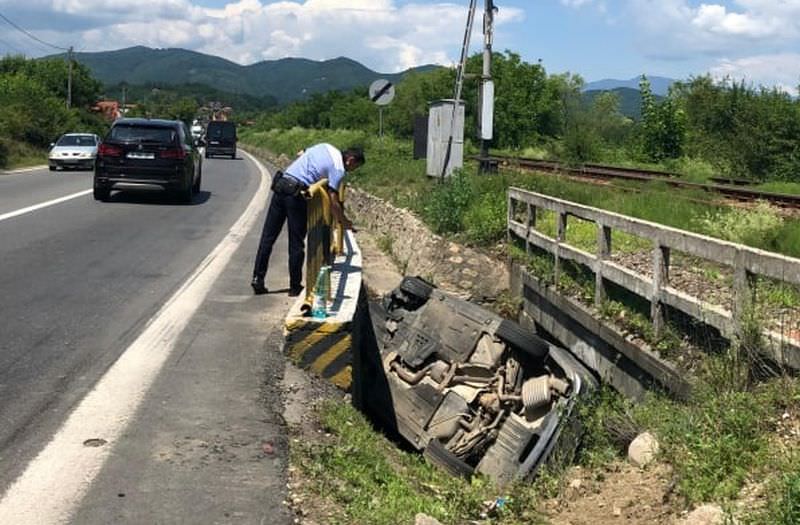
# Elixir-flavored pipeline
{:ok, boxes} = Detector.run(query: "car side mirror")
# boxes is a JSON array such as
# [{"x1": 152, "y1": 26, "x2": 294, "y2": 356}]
[{"x1": 49, "y1": 142, "x2": 55, "y2": 148}]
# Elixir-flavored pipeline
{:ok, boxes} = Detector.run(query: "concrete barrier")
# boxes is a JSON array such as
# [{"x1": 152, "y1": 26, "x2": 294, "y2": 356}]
[{"x1": 283, "y1": 231, "x2": 362, "y2": 390}]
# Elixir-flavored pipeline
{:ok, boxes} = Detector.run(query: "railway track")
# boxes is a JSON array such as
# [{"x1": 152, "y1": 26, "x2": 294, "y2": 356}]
[{"x1": 477, "y1": 154, "x2": 800, "y2": 209}]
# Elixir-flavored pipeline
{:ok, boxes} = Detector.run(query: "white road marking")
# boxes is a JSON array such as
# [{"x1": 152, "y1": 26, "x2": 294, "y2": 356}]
[
  {"x1": 0, "y1": 151, "x2": 271, "y2": 524},
  {"x1": 0, "y1": 189, "x2": 92, "y2": 223},
  {"x1": 0, "y1": 165, "x2": 48, "y2": 175}
]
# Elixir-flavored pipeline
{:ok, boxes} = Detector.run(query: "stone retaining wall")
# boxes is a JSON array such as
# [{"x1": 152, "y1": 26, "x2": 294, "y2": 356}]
[{"x1": 346, "y1": 187, "x2": 508, "y2": 302}]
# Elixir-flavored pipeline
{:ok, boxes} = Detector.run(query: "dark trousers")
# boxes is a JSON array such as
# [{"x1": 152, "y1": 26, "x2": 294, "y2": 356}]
[{"x1": 252, "y1": 191, "x2": 308, "y2": 290}]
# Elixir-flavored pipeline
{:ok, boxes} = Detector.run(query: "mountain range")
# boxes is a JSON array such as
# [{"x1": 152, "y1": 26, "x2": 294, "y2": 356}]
[
  {"x1": 583, "y1": 76, "x2": 675, "y2": 97},
  {"x1": 60, "y1": 46, "x2": 437, "y2": 104}
]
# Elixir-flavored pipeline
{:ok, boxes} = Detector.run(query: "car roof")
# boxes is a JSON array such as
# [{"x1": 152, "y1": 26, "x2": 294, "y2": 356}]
[
  {"x1": 61, "y1": 133, "x2": 97, "y2": 136},
  {"x1": 112, "y1": 118, "x2": 181, "y2": 128}
]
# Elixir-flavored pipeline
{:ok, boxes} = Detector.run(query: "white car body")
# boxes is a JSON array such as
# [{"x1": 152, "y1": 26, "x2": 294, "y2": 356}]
[{"x1": 49, "y1": 133, "x2": 100, "y2": 171}]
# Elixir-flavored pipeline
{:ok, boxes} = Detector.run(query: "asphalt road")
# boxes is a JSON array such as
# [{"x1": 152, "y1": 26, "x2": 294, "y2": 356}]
[{"x1": 0, "y1": 156, "x2": 292, "y2": 523}]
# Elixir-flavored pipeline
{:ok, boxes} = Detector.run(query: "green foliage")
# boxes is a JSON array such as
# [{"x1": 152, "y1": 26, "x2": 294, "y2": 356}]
[
  {"x1": 766, "y1": 471, "x2": 800, "y2": 525},
  {"x1": 295, "y1": 400, "x2": 547, "y2": 525},
  {"x1": 420, "y1": 171, "x2": 475, "y2": 235},
  {"x1": 0, "y1": 55, "x2": 106, "y2": 166},
  {"x1": 640, "y1": 76, "x2": 686, "y2": 161},
  {"x1": 694, "y1": 201, "x2": 784, "y2": 247}
]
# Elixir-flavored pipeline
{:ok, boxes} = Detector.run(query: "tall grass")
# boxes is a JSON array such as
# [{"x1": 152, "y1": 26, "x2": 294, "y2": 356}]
[{"x1": 241, "y1": 130, "x2": 800, "y2": 258}]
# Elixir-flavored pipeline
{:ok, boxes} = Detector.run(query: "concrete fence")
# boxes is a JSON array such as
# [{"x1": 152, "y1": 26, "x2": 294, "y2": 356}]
[{"x1": 508, "y1": 187, "x2": 800, "y2": 371}]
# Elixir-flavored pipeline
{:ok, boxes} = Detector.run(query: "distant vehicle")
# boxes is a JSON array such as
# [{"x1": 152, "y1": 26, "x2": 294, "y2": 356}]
[
  {"x1": 48, "y1": 133, "x2": 100, "y2": 171},
  {"x1": 93, "y1": 118, "x2": 202, "y2": 203},
  {"x1": 358, "y1": 276, "x2": 597, "y2": 483},
  {"x1": 205, "y1": 121, "x2": 236, "y2": 159}
]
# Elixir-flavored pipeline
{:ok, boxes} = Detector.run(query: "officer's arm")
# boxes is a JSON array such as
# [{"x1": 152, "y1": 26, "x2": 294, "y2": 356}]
[{"x1": 327, "y1": 188, "x2": 355, "y2": 231}]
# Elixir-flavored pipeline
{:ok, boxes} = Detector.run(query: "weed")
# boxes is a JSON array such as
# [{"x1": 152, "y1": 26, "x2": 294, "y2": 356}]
[
  {"x1": 694, "y1": 201, "x2": 784, "y2": 247},
  {"x1": 376, "y1": 235, "x2": 394, "y2": 256},
  {"x1": 295, "y1": 400, "x2": 549, "y2": 524}
]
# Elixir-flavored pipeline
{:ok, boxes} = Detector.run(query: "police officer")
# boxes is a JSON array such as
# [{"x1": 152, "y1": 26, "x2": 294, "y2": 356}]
[{"x1": 251, "y1": 144, "x2": 365, "y2": 296}]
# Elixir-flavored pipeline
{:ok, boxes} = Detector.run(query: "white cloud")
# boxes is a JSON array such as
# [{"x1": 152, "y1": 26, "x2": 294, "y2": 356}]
[
  {"x1": 709, "y1": 53, "x2": 800, "y2": 94},
  {"x1": 0, "y1": 0, "x2": 525, "y2": 72}
]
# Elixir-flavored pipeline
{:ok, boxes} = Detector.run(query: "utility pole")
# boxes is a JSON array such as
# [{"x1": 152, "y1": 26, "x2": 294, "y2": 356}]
[
  {"x1": 478, "y1": 0, "x2": 495, "y2": 173},
  {"x1": 66, "y1": 46, "x2": 73, "y2": 109}
]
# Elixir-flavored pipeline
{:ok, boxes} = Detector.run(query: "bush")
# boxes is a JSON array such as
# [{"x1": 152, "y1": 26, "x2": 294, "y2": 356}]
[
  {"x1": 420, "y1": 171, "x2": 474, "y2": 235},
  {"x1": 694, "y1": 201, "x2": 784, "y2": 246},
  {"x1": 462, "y1": 190, "x2": 507, "y2": 244},
  {"x1": 0, "y1": 137, "x2": 8, "y2": 168}
]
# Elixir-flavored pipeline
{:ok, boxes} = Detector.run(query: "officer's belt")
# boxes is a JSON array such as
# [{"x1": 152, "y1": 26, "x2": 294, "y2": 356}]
[{"x1": 271, "y1": 171, "x2": 308, "y2": 196}]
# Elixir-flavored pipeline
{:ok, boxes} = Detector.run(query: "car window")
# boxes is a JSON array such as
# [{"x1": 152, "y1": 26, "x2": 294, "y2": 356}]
[
  {"x1": 109, "y1": 125, "x2": 176, "y2": 144},
  {"x1": 56, "y1": 135, "x2": 97, "y2": 147},
  {"x1": 208, "y1": 123, "x2": 236, "y2": 140}
]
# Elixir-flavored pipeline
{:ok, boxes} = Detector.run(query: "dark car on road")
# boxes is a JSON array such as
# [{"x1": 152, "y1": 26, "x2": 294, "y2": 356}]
[
  {"x1": 94, "y1": 118, "x2": 202, "y2": 203},
  {"x1": 357, "y1": 277, "x2": 597, "y2": 483},
  {"x1": 204, "y1": 121, "x2": 237, "y2": 159}
]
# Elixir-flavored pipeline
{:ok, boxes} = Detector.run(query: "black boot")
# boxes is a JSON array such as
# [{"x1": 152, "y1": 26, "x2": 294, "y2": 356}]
[{"x1": 251, "y1": 276, "x2": 268, "y2": 295}]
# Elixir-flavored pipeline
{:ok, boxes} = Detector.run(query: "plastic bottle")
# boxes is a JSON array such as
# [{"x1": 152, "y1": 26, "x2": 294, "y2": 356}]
[{"x1": 311, "y1": 266, "x2": 331, "y2": 319}]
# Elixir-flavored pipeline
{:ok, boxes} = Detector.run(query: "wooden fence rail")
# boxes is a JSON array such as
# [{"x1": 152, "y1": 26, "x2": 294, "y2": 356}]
[{"x1": 507, "y1": 187, "x2": 800, "y2": 369}]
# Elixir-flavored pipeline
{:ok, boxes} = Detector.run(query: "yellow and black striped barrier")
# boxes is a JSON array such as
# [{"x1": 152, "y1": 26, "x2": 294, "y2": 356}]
[
  {"x1": 284, "y1": 181, "x2": 360, "y2": 391},
  {"x1": 285, "y1": 318, "x2": 353, "y2": 390}
]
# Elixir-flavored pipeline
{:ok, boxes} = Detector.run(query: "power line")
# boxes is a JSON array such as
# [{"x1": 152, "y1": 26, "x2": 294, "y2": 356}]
[{"x1": 0, "y1": 10, "x2": 69, "y2": 51}]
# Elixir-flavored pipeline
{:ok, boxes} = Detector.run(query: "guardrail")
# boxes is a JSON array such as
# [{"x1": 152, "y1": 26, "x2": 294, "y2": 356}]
[
  {"x1": 304, "y1": 180, "x2": 346, "y2": 307},
  {"x1": 507, "y1": 187, "x2": 800, "y2": 369}
]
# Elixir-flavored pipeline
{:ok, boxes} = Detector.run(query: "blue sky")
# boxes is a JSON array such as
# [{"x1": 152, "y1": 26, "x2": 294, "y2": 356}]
[{"x1": 1, "y1": 0, "x2": 798, "y2": 91}]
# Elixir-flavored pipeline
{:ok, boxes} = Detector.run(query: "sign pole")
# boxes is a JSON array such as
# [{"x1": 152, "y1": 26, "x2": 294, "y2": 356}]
[
  {"x1": 368, "y1": 79, "x2": 395, "y2": 141},
  {"x1": 379, "y1": 107, "x2": 384, "y2": 138}
]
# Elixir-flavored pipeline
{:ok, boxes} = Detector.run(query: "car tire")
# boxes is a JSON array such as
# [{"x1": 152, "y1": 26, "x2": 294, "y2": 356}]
[
  {"x1": 205, "y1": 151, "x2": 210, "y2": 159},
  {"x1": 192, "y1": 169, "x2": 202, "y2": 194},
  {"x1": 180, "y1": 181, "x2": 193, "y2": 204},
  {"x1": 230, "y1": 151, "x2": 236, "y2": 160},
  {"x1": 496, "y1": 319, "x2": 549, "y2": 358},
  {"x1": 49, "y1": 165, "x2": 56, "y2": 171},
  {"x1": 399, "y1": 276, "x2": 434, "y2": 301},
  {"x1": 423, "y1": 439, "x2": 474, "y2": 478},
  {"x1": 93, "y1": 185, "x2": 110, "y2": 201}
]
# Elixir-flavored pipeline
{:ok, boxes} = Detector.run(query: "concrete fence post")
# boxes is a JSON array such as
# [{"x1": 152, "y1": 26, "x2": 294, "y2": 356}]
[
  {"x1": 525, "y1": 202, "x2": 535, "y2": 255},
  {"x1": 554, "y1": 212, "x2": 567, "y2": 288},
  {"x1": 595, "y1": 223, "x2": 612, "y2": 307},
  {"x1": 732, "y1": 249, "x2": 754, "y2": 342},
  {"x1": 651, "y1": 243, "x2": 670, "y2": 337}
]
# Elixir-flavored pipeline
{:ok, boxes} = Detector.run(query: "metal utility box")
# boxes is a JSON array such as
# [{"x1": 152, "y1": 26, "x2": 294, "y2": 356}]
[{"x1": 426, "y1": 99, "x2": 464, "y2": 178}]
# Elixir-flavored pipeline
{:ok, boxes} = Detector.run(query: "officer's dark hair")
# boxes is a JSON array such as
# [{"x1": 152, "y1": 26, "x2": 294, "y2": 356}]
[{"x1": 343, "y1": 147, "x2": 365, "y2": 166}]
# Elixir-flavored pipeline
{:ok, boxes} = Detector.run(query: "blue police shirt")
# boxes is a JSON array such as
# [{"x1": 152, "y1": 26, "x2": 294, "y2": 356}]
[{"x1": 284, "y1": 143, "x2": 346, "y2": 191}]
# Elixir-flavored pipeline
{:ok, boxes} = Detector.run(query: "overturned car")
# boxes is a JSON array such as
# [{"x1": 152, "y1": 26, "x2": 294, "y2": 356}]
[{"x1": 356, "y1": 277, "x2": 597, "y2": 484}]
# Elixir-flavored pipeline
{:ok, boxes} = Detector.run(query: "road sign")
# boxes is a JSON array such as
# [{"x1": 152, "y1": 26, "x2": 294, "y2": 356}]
[{"x1": 369, "y1": 79, "x2": 395, "y2": 106}]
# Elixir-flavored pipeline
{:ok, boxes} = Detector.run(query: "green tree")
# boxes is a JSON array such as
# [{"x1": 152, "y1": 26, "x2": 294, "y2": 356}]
[{"x1": 640, "y1": 75, "x2": 686, "y2": 161}]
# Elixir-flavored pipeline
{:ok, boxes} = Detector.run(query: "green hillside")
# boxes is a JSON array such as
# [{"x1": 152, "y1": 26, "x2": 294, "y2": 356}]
[
  {"x1": 582, "y1": 87, "x2": 663, "y2": 120},
  {"x1": 55, "y1": 47, "x2": 437, "y2": 104}
]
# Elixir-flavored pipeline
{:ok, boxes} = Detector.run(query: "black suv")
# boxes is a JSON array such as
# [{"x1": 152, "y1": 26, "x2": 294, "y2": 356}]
[
  {"x1": 94, "y1": 118, "x2": 202, "y2": 203},
  {"x1": 205, "y1": 121, "x2": 236, "y2": 159}
]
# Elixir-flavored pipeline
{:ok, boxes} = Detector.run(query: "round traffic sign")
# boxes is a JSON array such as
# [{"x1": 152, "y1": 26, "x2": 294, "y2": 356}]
[{"x1": 369, "y1": 79, "x2": 395, "y2": 106}]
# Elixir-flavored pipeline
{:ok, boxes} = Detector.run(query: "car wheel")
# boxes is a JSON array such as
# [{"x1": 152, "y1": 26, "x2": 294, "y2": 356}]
[
  {"x1": 205, "y1": 151, "x2": 210, "y2": 159},
  {"x1": 180, "y1": 182, "x2": 193, "y2": 204},
  {"x1": 49, "y1": 166, "x2": 56, "y2": 171},
  {"x1": 230, "y1": 151, "x2": 236, "y2": 160},
  {"x1": 93, "y1": 185, "x2": 110, "y2": 201},
  {"x1": 192, "y1": 169, "x2": 202, "y2": 194},
  {"x1": 399, "y1": 276, "x2": 434, "y2": 301},
  {"x1": 495, "y1": 319, "x2": 549, "y2": 358}
]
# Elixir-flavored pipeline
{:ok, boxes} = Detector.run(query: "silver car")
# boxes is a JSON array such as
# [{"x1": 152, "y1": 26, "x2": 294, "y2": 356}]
[{"x1": 49, "y1": 133, "x2": 100, "y2": 171}]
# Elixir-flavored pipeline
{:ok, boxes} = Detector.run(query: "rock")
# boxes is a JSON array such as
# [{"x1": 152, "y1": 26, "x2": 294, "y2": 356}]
[
  {"x1": 628, "y1": 431, "x2": 659, "y2": 467},
  {"x1": 678, "y1": 504, "x2": 725, "y2": 525},
  {"x1": 569, "y1": 478, "x2": 582, "y2": 490},
  {"x1": 415, "y1": 513, "x2": 443, "y2": 525},
  {"x1": 613, "y1": 506, "x2": 622, "y2": 517}
]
